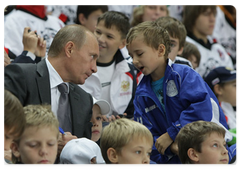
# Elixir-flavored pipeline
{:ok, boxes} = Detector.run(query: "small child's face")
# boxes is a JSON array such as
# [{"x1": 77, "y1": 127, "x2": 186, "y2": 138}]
[
  {"x1": 142, "y1": 5, "x2": 168, "y2": 22},
  {"x1": 194, "y1": 8, "x2": 216, "y2": 37},
  {"x1": 168, "y1": 36, "x2": 183, "y2": 62},
  {"x1": 4, "y1": 126, "x2": 20, "y2": 151},
  {"x1": 219, "y1": 80, "x2": 236, "y2": 107},
  {"x1": 127, "y1": 36, "x2": 165, "y2": 80},
  {"x1": 116, "y1": 136, "x2": 152, "y2": 164},
  {"x1": 81, "y1": 9, "x2": 104, "y2": 33},
  {"x1": 194, "y1": 132, "x2": 229, "y2": 164},
  {"x1": 188, "y1": 54, "x2": 199, "y2": 69},
  {"x1": 91, "y1": 104, "x2": 103, "y2": 142},
  {"x1": 94, "y1": 20, "x2": 125, "y2": 60},
  {"x1": 12, "y1": 126, "x2": 58, "y2": 164}
]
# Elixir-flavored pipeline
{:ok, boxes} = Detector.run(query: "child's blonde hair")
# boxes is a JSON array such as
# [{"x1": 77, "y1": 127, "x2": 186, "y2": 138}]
[
  {"x1": 126, "y1": 21, "x2": 171, "y2": 59},
  {"x1": 100, "y1": 118, "x2": 153, "y2": 164},
  {"x1": 11, "y1": 104, "x2": 59, "y2": 163}
]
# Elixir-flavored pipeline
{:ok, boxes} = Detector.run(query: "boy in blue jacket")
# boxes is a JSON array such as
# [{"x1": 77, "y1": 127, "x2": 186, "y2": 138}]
[{"x1": 126, "y1": 21, "x2": 232, "y2": 164}]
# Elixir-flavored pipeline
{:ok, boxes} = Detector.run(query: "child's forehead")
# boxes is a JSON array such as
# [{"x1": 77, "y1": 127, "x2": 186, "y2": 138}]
[{"x1": 97, "y1": 20, "x2": 122, "y2": 35}]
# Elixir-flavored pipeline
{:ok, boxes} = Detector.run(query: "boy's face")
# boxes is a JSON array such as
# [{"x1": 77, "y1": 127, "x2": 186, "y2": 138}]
[
  {"x1": 12, "y1": 126, "x2": 58, "y2": 164},
  {"x1": 91, "y1": 104, "x2": 103, "y2": 142},
  {"x1": 193, "y1": 8, "x2": 216, "y2": 38},
  {"x1": 168, "y1": 36, "x2": 183, "y2": 62},
  {"x1": 127, "y1": 36, "x2": 165, "y2": 81},
  {"x1": 143, "y1": 5, "x2": 168, "y2": 22},
  {"x1": 115, "y1": 136, "x2": 152, "y2": 164},
  {"x1": 81, "y1": 9, "x2": 104, "y2": 33},
  {"x1": 94, "y1": 20, "x2": 125, "y2": 61},
  {"x1": 219, "y1": 80, "x2": 236, "y2": 107},
  {"x1": 193, "y1": 132, "x2": 229, "y2": 164}
]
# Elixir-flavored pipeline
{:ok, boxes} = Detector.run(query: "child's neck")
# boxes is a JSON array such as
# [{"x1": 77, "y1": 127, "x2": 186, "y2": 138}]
[{"x1": 192, "y1": 29, "x2": 208, "y2": 44}]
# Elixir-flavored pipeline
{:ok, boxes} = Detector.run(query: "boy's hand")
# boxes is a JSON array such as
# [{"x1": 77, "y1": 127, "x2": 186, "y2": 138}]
[
  {"x1": 57, "y1": 132, "x2": 77, "y2": 156},
  {"x1": 155, "y1": 132, "x2": 173, "y2": 155},
  {"x1": 35, "y1": 36, "x2": 46, "y2": 57},
  {"x1": 4, "y1": 50, "x2": 10, "y2": 67},
  {"x1": 22, "y1": 27, "x2": 38, "y2": 54},
  {"x1": 170, "y1": 141, "x2": 178, "y2": 155}
]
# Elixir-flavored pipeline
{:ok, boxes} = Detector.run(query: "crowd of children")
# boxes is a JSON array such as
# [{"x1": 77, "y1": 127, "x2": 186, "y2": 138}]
[{"x1": 4, "y1": 5, "x2": 236, "y2": 165}]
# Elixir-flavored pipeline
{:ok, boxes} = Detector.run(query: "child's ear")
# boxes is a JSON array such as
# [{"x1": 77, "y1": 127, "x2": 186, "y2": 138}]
[
  {"x1": 177, "y1": 46, "x2": 184, "y2": 55},
  {"x1": 107, "y1": 148, "x2": 118, "y2": 163},
  {"x1": 118, "y1": 39, "x2": 126, "y2": 49},
  {"x1": 78, "y1": 13, "x2": 86, "y2": 25},
  {"x1": 213, "y1": 84, "x2": 222, "y2": 96},
  {"x1": 158, "y1": 44, "x2": 166, "y2": 57},
  {"x1": 187, "y1": 148, "x2": 199, "y2": 163},
  {"x1": 11, "y1": 142, "x2": 21, "y2": 159}
]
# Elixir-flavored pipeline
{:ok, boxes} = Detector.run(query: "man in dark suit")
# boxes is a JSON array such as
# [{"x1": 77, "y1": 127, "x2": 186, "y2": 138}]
[{"x1": 5, "y1": 24, "x2": 99, "y2": 154}]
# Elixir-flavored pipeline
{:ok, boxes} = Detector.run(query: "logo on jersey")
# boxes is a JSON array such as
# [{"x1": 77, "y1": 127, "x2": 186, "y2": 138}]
[
  {"x1": 121, "y1": 81, "x2": 130, "y2": 92},
  {"x1": 166, "y1": 80, "x2": 178, "y2": 97}
]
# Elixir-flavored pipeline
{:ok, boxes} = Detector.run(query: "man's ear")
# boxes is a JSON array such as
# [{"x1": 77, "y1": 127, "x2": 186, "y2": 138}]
[
  {"x1": 177, "y1": 46, "x2": 184, "y2": 55},
  {"x1": 187, "y1": 148, "x2": 199, "y2": 163},
  {"x1": 158, "y1": 44, "x2": 166, "y2": 57},
  {"x1": 65, "y1": 41, "x2": 74, "y2": 57},
  {"x1": 11, "y1": 142, "x2": 21, "y2": 159},
  {"x1": 107, "y1": 148, "x2": 118, "y2": 163},
  {"x1": 78, "y1": 13, "x2": 86, "y2": 25},
  {"x1": 118, "y1": 39, "x2": 126, "y2": 50}
]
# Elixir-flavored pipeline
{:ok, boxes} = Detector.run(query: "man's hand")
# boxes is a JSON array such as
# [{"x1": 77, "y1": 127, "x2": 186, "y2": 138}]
[
  {"x1": 4, "y1": 50, "x2": 10, "y2": 67},
  {"x1": 155, "y1": 132, "x2": 173, "y2": 155},
  {"x1": 57, "y1": 132, "x2": 77, "y2": 156}
]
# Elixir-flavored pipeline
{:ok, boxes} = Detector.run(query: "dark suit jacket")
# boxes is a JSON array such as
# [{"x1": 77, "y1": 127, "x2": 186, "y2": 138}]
[{"x1": 5, "y1": 59, "x2": 93, "y2": 138}]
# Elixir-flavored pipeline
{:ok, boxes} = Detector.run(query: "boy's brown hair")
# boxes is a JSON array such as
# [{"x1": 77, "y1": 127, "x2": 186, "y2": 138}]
[
  {"x1": 97, "y1": 11, "x2": 130, "y2": 39},
  {"x1": 175, "y1": 120, "x2": 226, "y2": 164},
  {"x1": 155, "y1": 16, "x2": 187, "y2": 50},
  {"x1": 100, "y1": 118, "x2": 153, "y2": 164},
  {"x1": 4, "y1": 89, "x2": 25, "y2": 138},
  {"x1": 126, "y1": 21, "x2": 171, "y2": 58},
  {"x1": 180, "y1": 41, "x2": 201, "y2": 66},
  {"x1": 183, "y1": 5, "x2": 217, "y2": 33}
]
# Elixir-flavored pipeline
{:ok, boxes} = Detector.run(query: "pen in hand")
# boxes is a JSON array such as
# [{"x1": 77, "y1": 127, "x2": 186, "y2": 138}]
[{"x1": 59, "y1": 127, "x2": 66, "y2": 135}]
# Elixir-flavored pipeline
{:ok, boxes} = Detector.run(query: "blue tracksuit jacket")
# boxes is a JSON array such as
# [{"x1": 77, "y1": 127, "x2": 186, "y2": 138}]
[{"x1": 134, "y1": 59, "x2": 230, "y2": 164}]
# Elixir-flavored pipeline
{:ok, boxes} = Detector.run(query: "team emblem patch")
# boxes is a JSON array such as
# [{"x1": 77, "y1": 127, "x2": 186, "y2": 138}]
[
  {"x1": 166, "y1": 80, "x2": 178, "y2": 97},
  {"x1": 121, "y1": 81, "x2": 130, "y2": 92}
]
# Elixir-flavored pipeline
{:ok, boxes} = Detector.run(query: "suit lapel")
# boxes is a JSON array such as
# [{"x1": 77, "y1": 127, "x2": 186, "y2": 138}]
[{"x1": 36, "y1": 60, "x2": 51, "y2": 104}]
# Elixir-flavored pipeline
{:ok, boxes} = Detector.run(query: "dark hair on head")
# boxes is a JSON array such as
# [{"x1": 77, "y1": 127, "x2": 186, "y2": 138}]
[
  {"x1": 97, "y1": 11, "x2": 130, "y2": 39},
  {"x1": 75, "y1": 5, "x2": 108, "y2": 24},
  {"x1": 179, "y1": 41, "x2": 201, "y2": 66},
  {"x1": 183, "y1": 5, "x2": 217, "y2": 33},
  {"x1": 4, "y1": 89, "x2": 25, "y2": 138},
  {"x1": 155, "y1": 16, "x2": 187, "y2": 50}
]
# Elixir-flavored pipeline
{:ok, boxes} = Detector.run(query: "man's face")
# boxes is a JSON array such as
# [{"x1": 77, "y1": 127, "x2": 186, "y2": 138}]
[{"x1": 67, "y1": 32, "x2": 99, "y2": 84}]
